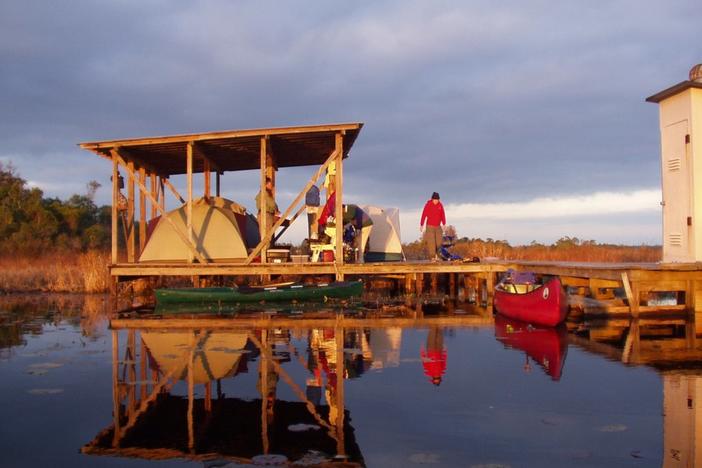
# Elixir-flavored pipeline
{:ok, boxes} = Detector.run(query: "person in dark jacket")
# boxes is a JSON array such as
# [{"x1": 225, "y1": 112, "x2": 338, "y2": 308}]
[{"x1": 420, "y1": 192, "x2": 446, "y2": 261}]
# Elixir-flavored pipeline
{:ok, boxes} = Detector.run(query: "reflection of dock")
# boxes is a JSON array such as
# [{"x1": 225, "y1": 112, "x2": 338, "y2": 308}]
[{"x1": 83, "y1": 325, "x2": 364, "y2": 465}]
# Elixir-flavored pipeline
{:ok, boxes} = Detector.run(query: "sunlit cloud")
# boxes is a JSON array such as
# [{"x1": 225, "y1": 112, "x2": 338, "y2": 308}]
[{"x1": 444, "y1": 189, "x2": 660, "y2": 220}]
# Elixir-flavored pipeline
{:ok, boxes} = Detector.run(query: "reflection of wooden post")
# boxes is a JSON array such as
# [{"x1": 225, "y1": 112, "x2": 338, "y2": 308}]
[
  {"x1": 260, "y1": 329, "x2": 269, "y2": 454},
  {"x1": 335, "y1": 326, "x2": 345, "y2": 457},
  {"x1": 334, "y1": 133, "x2": 344, "y2": 280},
  {"x1": 112, "y1": 330, "x2": 120, "y2": 447},
  {"x1": 127, "y1": 330, "x2": 136, "y2": 418},
  {"x1": 205, "y1": 382, "x2": 212, "y2": 412},
  {"x1": 187, "y1": 332, "x2": 195, "y2": 452},
  {"x1": 140, "y1": 335, "x2": 147, "y2": 402}
]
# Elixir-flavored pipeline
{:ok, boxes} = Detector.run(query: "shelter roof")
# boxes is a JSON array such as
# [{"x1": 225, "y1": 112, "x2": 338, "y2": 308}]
[
  {"x1": 79, "y1": 122, "x2": 363, "y2": 176},
  {"x1": 645, "y1": 80, "x2": 702, "y2": 103}
]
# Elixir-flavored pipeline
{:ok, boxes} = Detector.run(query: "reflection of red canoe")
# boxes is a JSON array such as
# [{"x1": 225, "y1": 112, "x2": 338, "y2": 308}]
[
  {"x1": 494, "y1": 315, "x2": 568, "y2": 381},
  {"x1": 494, "y1": 276, "x2": 568, "y2": 326}
]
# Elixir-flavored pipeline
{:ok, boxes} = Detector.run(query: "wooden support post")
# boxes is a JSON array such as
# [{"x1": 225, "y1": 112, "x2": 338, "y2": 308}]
[
  {"x1": 621, "y1": 272, "x2": 639, "y2": 317},
  {"x1": 216, "y1": 172, "x2": 221, "y2": 197},
  {"x1": 260, "y1": 137, "x2": 268, "y2": 264},
  {"x1": 416, "y1": 273, "x2": 424, "y2": 296},
  {"x1": 245, "y1": 148, "x2": 340, "y2": 265},
  {"x1": 405, "y1": 274, "x2": 414, "y2": 295},
  {"x1": 450, "y1": 273, "x2": 456, "y2": 298},
  {"x1": 431, "y1": 273, "x2": 438, "y2": 295},
  {"x1": 334, "y1": 133, "x2": 344, "y2": 280},
  {"x1": 203, "y1": 159, "x2": 211, "y2": 200},
  {"x1": 486, "y1": 272, "x2": 495, "y2": 307},
  {"x1": 150, "y1": 173, "x2": 157, "y2": 219},
  {"x1": 186, "y1": 143, "x2": 194, "y2": 264},
  {"x1": 111, "y1": 156, "x2": 119, "y2": 264},
  {"x1": 127, "y1": 160, "x2": 136, "y2": 263},
  {"x1": 685, "y1": 280, "x2": 695, "y2": 312},
  {"x1": 138, "y1": 167, "x2": 147, "y2": 254}
]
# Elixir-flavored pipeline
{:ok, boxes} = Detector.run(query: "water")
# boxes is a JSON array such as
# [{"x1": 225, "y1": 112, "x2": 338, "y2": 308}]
[{"x1": 0, "y1": 294, "x2": 695, "y2": 467}]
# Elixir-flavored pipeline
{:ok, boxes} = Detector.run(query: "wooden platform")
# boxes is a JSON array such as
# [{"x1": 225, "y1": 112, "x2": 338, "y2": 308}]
[{"x1": 110, "y1": 259, "x2": 702, "y2": 317}]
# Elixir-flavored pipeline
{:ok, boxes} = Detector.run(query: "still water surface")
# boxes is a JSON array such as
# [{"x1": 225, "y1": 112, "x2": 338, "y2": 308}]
[{"x1": 0, "y1": 295, "x2": 694, "y2": 467}]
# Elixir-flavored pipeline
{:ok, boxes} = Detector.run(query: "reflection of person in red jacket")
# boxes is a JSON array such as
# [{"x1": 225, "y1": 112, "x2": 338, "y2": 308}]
[
  {"x1": 420, "y1": 192, "x2": 446, "y2": 261},
  {"x1": 421, "y1": 327, "x2": 447, "y2": 386}
]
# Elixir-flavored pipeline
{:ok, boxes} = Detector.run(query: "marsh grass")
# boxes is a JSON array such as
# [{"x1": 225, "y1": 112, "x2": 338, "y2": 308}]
[
  {"x1": 404, "y1": 238, "x2": 661, "y2": 262},
  {"x1": 0, "y1": 250, "x2": 110, "y2": 293}
]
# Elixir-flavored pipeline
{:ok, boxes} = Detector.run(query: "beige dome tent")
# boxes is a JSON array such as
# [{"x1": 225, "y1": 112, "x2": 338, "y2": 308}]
[
  {"x1": 358, "y1": 205, "x2": 404, "y2": 262},
  {"x1": 141, "y1": 331, "x2": 249, "y2": 384},
  {"x1": 139, "y1": 197, "x2": 259, "y2": 262}
]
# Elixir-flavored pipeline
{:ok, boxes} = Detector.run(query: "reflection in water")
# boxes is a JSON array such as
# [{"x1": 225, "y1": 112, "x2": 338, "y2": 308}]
[
  {"x1": 9, "y1": 294, "x2": 702, "y2": 466},
  {"x1": 494, "y1": 315, "x2": 569, "y2": 381},
  {"x1": 421, "y1": 327, "x2": 447, "y2": 386},
  {"x1": 82, "y1": 325, "x2": 369, "y2": 465}
]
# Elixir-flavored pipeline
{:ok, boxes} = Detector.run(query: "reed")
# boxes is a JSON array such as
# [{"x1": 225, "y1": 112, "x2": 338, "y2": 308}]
[
  {"x1": 0, "y1": 250, "x2": 111, "y2": 293},
  {"x1": 404, "y1": 238, "x2": 661, "y2": 262}
]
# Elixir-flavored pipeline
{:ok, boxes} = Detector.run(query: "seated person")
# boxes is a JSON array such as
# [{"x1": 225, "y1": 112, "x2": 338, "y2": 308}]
[{"x1": 318, "y1": 191, "x2": 373, "y2": 262}]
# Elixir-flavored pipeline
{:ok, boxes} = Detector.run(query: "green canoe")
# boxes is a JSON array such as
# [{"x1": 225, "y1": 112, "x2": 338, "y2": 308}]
[{"x1": 155, "y1": 280, "x2": 364, "y2": 305}]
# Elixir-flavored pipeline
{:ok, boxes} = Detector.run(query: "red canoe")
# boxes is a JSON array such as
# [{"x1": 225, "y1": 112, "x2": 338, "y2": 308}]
[
  {"x1": 494, "y1": 315, "x2": 568, "y2": 381},
  {"x1": 494, "y1": 275, "x2": 568, "y2": 327}
]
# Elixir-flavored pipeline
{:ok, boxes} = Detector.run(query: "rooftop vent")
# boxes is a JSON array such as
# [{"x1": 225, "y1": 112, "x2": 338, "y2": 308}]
[{"x1": 690, "y1": 63, "x2": 702, "y2": 83}]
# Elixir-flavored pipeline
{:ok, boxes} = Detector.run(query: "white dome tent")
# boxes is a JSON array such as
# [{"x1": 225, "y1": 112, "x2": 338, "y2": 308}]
[{"x1": 358, "y1": 205, "x2": 405, "y2": 262}]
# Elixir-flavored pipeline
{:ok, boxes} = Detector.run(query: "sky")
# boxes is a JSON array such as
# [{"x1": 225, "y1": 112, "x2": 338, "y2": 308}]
[{"x1": 1, "y1": 0, "x2": 700, "y2": 246}]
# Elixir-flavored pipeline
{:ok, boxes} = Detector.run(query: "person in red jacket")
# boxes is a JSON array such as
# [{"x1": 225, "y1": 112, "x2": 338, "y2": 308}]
[{"x1": 420, "y1": 192, "x2": 446, "y2": 261}]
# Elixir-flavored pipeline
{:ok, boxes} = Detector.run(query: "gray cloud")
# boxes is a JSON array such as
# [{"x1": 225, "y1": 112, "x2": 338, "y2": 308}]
[{"x1": 1, "y1": 0, "x2": 699, "y2": 242}]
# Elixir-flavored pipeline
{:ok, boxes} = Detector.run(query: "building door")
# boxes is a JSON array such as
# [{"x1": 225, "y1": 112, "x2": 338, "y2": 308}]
[{"x1": 661, "y1": 119, "x2": 691, "y2": 262}]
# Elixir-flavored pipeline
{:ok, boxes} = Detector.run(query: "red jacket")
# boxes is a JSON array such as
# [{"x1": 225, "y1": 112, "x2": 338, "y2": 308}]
[{"x1": 420, "y1": 200, "x2": 446, "y2": 227}]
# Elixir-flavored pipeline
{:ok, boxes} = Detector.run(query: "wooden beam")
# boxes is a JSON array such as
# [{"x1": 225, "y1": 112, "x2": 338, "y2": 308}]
[
  {"x1": 187, "y1": 143, "x2": 194, "y2": 264},
  {"x1": 334, "y1": 133, "x2": 344, "y2": 278},
  {"x1": 111, "y1": 156, "x2": 119, "y2": 264},
  {"x1": 127, "y1": 160, "x2": 136, "y2": 263},
  {"x1": 191, "y1": 142, "x2": 221, "y2": 173},
  {"x1": 150, "y1": 173, "x2": 158, "y2": 219},
  {"x1": 80, "y1": 122, "x2": 362, "y2": 150},
  {"x1": 260, "y1": 137, "x2": 268, "y2": 264},
  {"x1": 273, "y1": 203, "x2": 306, "y2": 244},
  {"x1": 203, "y1": 159, "x2": 211, "y2": 200},
  {"x1": 621, "y1": 272, "x2": 639, "y2": 317},
  {"x1": 245, "y1": 147, "x2": 340, "y2": 265},
  {"x1": 162, "y1": 177, "x2": 184, "y2": 204},
  {"x1": 111, "y1": 150, "x2": 207, "y2": 263},
  {"x1": 138, "y1": 167, "x2": 147, "y2": 254}
]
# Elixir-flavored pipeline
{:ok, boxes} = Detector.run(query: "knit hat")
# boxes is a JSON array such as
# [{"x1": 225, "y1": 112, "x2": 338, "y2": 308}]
[{"x1": 431, "y1": 192, "x2": 440, "y2": 200}]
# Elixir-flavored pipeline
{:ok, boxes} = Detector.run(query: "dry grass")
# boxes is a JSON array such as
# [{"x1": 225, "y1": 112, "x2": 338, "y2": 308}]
[
  {"x1": 0, "y1": 250, "x2": 111, "y2": 293},
  {"x1": 404, "y1": 239, "x2": 661, "y2": 263}
]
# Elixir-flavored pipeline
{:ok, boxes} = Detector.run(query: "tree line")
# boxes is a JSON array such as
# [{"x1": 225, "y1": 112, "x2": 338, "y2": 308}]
[{"x1": 0, "y1": 162, "x2": 111, "y2": 255}]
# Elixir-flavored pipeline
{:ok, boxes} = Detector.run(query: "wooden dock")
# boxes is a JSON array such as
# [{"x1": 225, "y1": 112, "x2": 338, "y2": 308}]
[{"x1": 110, "y1": 259, "x2": 702, "y2": 317}]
